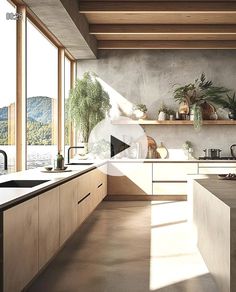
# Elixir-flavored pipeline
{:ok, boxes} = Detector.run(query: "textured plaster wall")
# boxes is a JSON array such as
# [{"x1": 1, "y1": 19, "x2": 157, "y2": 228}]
[{"x1": 77, "y1": 50, "x2": 236, "y2": 157}]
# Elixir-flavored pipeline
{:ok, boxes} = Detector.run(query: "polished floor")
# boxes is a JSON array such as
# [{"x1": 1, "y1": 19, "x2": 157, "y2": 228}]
[{"x1": 28, "y1": 201, "x2": 218, "y2": 292}]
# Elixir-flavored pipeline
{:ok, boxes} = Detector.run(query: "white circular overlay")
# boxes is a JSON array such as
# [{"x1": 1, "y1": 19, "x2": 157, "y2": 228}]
[{"x1": 88, "y1": 116, "x2": 148, "y2": 176}]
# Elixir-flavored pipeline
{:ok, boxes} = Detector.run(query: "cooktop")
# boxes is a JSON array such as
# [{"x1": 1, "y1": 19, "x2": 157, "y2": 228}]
[{"x1": 199, "y1": 157, "x2": 236, "y2": 160}]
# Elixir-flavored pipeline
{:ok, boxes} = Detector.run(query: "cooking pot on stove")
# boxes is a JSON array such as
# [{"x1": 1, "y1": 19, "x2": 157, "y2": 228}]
[
  {"x1": 203, "y1": 148, "x2": 222, "y2": 159},
  {"x1": 230, "y1": 144, "x2": 236, "y2": 158}
]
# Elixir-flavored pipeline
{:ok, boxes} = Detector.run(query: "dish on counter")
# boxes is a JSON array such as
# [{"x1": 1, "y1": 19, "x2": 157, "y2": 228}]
[{"x1": 218, "y1": 173, "x2": 236, "y2": 180}]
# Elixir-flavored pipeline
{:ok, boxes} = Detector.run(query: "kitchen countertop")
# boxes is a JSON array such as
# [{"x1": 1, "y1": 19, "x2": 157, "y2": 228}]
[
  {"x1": 0, "y1": 158, "x2": 235, "y2": 211},
  {"x1": 195, "y1": 176, "x2": 236, "y2": 208},
  {"x1": 0, "y1": 161, "x2": 105, "y2": 211}
]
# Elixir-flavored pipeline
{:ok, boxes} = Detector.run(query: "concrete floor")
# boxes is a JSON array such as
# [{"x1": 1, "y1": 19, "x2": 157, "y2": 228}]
[{"x1": 28, "y1": 201, "x2": 218, "y2": 292}]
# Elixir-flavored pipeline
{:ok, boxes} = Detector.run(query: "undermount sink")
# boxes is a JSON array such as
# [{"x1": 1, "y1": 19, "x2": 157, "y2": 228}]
[
  {"x1": 0, "y1": 180, "x2": 50, "y2": 188},
  {"x1": 66, "y1": 162, "x2": 94, "y2": 165}
]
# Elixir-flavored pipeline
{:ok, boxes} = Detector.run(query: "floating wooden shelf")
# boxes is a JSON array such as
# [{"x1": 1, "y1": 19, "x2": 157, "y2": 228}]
[{"x1": 112, "y1": 119, "x2": 236, "y2": 125}]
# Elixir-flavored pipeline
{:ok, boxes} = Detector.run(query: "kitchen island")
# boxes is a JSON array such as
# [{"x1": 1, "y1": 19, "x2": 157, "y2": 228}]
[{"x1": 193, "y1": 177, "x2": 236, "y2": 292}]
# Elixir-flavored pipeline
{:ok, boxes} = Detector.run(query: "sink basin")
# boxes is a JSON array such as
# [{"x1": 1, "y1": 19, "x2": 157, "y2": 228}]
[
  {"x1": 66, "y1": 162, "x2": 94, "y2": 165},
  {"x1": 0, "y1": 180, "x2": 50, "y2": 188}
]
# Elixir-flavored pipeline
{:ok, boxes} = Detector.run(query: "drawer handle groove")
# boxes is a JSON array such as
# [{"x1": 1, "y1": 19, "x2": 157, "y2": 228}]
[
  {"x1": 78, "y1": 192, "x2": 91, "y2": 204},
  {"x1": 97, "y1": 183, "x2": 103, "y2": 188}
]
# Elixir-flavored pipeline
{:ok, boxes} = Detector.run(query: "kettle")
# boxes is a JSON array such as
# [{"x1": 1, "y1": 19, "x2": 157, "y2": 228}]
[{"x1": 230, "y1": 144, "x2": 236, "y2": 158}]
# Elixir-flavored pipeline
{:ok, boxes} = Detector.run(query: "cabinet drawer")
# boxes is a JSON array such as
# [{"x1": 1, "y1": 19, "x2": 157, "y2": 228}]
[
  {"x1": 199, "y1": 163, "x2": 236, "y2": 168},
  {"x1": 199, "y1": 167, "x2": 236, "y2": 174},
  {"x1": 153, "y1": 163, "x2": 198, "y2": 181},
  {"x1": 153, "y1": 182, "x2": 187, "y2": 195}
]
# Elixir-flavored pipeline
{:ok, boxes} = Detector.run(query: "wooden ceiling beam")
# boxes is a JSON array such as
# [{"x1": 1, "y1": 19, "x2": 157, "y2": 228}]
[
  {"x1": 90, "y1": 24, "x2": 236, "y2": 34},
  {"x1": 98, "y1": 40, "x2": 236, "y2": 49},
  {"x1": 80, "y1": 1, "x2": 236, "y2": 13}
]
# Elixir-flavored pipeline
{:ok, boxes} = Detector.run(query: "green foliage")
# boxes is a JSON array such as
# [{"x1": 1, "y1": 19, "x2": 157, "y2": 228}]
[
  {"x1": 0, "y1": 121, "x2": 8, "y2": 144},
  {"x1": 27, "y1": 121, "x2": 52, "y2": 145},
  {"x1": 157, "y1": 102, "x2": 168, "y2": 114},
  {"x1": 133, "y1": 104, "x2": 147, "y2": 113},
  {"x1": 68, "y1": 72, "x2": 111, "y2": 142},
  {"x1": 173, "y1": 73, "x2": 229, "y2": 106},
  {"x1": 214, "y1": 93, "x2": 236, "y2": 112}
]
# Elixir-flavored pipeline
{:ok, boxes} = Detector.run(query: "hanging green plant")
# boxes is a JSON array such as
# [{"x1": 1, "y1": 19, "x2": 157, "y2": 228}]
[{"x1": 68, "y1": 72, "x2": 111, "y2": 143}]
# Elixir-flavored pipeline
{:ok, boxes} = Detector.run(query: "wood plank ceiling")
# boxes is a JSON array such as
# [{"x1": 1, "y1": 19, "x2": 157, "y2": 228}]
[{"x1": 78, "y1": 0, "x2": 236, "y2": 49}]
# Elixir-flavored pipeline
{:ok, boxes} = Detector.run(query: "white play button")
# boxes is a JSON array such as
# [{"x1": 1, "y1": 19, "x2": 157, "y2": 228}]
[
  {"x1": 88, "y1": 116, "x2": 148, "y2": 175},
  {"x1": 110, "y1": 135, "x2": 130, "y2": 158}
]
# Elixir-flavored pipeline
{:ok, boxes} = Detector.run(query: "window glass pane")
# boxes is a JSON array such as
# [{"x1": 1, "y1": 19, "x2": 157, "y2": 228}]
[
  {"x1": 64, "y1": 57, "x2": 71, "y2": 162},
  {"x1": 0, "y1": 0, "x2": 16, "y2": 173},
  {"x1": 26, "y1": 19, "x2": 58, "y2": 169}
]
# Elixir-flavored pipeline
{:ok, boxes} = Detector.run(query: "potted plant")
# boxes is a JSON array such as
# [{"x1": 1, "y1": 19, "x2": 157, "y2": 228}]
[
  {"x1": 173, "y1": 73, "x2": 229, "y2": 129},
  {"x1": 133, "y1": 104, "x2": 148, "y2": 119},
  {"x1": 157, "y1": 102, "x2": 168, "y2": 120},
  {"x1": 214, "y1": 93, "x2": 236, "y2": 120},
  {"x1": 69, "y1": 72, "x2": 111, "y2": 151}
]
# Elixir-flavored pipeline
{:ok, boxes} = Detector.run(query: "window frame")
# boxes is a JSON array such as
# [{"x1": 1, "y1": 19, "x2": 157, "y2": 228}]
[{"x1": 10, "y1": 0, "x2": 76, "y2": 171}]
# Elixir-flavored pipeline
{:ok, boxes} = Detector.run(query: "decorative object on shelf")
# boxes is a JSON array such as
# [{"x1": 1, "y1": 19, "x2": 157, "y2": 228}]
[
  {"x1": 201, "y1": 101, "x2": 218, "y2": 120},
  {"x1": 214, "y1": 93, "x2": 236, "y2": 120},
  {"x1": 146, "y1": 136, "x2": 160, "y2": 159},
  {"x1": 133, "y1": 104, "x2": 148, "y2": 120},
  {"x1": 69, "y1": 72, "x2": 111, "y2": 147},
  {"x1": 173, "y1": 72, "x2": 229, "y2": 130},
  {"x1": 156, "y1": 142, "x2": 168, "y2": 159},
  {"x1": 157, "y1": 102, "x2": 168, "y2": 121}
]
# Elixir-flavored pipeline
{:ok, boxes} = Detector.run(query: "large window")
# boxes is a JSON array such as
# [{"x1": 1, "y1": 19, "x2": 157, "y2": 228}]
[
  {"x1": 0, "y1": 0, "x2": 16, "y2": 173},
  {"x1": 26, "y1": 19, "x2": 58, "y2": 169},
  {"x1": 64, "y1": 56, "x2": 71, "y2": 162}
]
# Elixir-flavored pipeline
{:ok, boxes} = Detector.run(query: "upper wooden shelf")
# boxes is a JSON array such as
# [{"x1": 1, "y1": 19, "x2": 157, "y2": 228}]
[{"x1": 112, "y1": 119, "x2": 236, "y2": 125}]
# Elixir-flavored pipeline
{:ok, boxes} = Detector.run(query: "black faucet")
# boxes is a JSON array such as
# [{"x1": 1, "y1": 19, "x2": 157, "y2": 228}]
[
  {"x1": 0, "y1": 150, "x2": 8, "y2": 171},
  {"x1": 67, "y1": 146, "x2": 84, "y2": 164}
]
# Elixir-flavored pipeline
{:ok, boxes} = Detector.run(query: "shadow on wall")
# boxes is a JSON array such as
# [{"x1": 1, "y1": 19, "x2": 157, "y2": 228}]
[{"x1": 97, "y1": 77, "x2": 134, "y2": 119}]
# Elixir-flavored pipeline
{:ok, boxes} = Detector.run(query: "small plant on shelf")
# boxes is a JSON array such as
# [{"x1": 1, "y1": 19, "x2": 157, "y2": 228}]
[
  {"x1": 173, "y1": 72, "x2": 229, "y2": 130},
  {"x1": 214, "y1": 93, "x2": 236, "y2": 120},
  {"x1": 133, "y1": 103, "x2": 148, "y2": 119}
]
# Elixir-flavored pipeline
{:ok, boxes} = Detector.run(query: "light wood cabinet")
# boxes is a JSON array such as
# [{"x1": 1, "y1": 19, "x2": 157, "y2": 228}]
[
  {"x1": 153, "y1": 182, "x2": 187, "y2": 195},
  {"x1": 198, "y1": 163, "x2": 236, "y2": 174},
  {"x1": 108, "y1": 163, "x2": 152, "y2": 195},
  {"x1": 1, "y1": 166, "x2": 107, "y2": 291},
  {"x1": 153, "y1": 163, "x2": 198, "y2": 181},
  {"x1": 38, "y1": 188, "x2": 59, "y2": 269},
  {"x1": 3, "y1": 197, "x2": 39, "y2": 292},
  {"x1": 76, "y1": 168, "x2": 107, "y2": 227},
  {"x1": 59, "y1": 179, "x2": 77, "y2": 246}
]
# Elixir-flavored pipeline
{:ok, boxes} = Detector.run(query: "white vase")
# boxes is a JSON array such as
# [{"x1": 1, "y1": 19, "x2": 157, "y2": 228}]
[{"x1": 158, "y1": 111, "x2": 166, "y2": 121}]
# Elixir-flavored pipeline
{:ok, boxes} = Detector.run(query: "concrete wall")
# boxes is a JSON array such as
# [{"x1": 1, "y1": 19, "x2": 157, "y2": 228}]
[{"x1": 77, "y1": 50, "x2": 236, "y2": 158}]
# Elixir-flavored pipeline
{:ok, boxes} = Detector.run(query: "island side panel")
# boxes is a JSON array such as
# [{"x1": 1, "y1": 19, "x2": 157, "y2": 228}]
[
  {"x1": 193, "y1": 180, "x2": 230, "y2": 292},
  {"x1": 230, "y1": 209, "x2": 236, "y2": 292}
]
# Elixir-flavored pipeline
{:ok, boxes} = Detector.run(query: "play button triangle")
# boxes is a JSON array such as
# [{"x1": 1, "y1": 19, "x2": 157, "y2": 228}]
[{"x1": 110, "y1": 135, "x2": 130, "y2": 158}]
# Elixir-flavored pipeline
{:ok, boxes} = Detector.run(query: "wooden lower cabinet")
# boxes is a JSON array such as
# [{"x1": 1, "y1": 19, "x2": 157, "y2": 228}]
[
  {"x1": 1, "y1": 166, "x2": 107, "y2": 292},
  {"x1": 77, "y1": 168, "x2": 107, "y2": 227},
  {"x1": 59, "y1": 179, "x2": 77, "y2": 246},
  {"x1": 38, "y1": 188, "x2": 60, "y2": 269},
  {"x1": 3, "y1": 197, "x2": 39, "y2": 292}
]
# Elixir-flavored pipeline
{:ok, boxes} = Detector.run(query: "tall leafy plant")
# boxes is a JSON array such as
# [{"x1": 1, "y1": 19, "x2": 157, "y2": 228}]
[{"x1": 69, "y1": 72, "x2": 111, "y2": 143}]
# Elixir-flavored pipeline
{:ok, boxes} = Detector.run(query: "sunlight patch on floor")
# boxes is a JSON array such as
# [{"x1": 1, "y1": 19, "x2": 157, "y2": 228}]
[{"x1": 149, "y1": 201, "x2": 209, "y2": 291}]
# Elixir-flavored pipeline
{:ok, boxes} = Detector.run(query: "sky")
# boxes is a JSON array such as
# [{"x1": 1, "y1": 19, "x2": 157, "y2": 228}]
[{"x1": 0, "y1": 0, "x2": 58, "y2": 108}]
